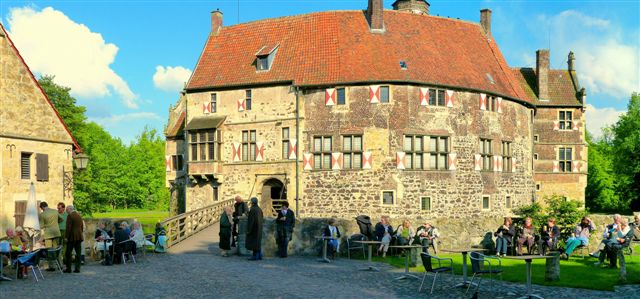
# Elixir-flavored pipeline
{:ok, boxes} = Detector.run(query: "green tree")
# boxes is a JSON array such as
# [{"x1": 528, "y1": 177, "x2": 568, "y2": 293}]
[
  {"x1": 610, "y1": 93, "x2": 640, "y2": 212},
  {"x1": 585, "y1": 131, "x2": 619, "y2": 212}
]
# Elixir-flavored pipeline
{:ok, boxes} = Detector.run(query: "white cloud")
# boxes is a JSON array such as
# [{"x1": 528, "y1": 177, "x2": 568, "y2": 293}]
[
  {"x1": 539, "y1": 10, "x2": 639, "y2": 99},
  {"x1": 585, "y1": 104, "x2": 625, "y2": 139},
  {"x1": 91, "y1": 112, "x2": 162, "y2": 127},
  {"x1": 152, "y1": 66, "x2": 192, "y2": 92},
  {"x1": 7, "y1": 6, "x2": 139, "y2": 108}
]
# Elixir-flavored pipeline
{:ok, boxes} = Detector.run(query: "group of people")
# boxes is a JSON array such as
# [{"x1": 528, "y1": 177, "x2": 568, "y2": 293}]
[
  {"x1": 93, "y1": 220, "x2": 157, "y2": 265},
  {"x1": 0, "y1": 202, "x2": 85, "y2": 278},
  {"x1": 493, "y1": 214, "x2": 639, "y2": 264}
]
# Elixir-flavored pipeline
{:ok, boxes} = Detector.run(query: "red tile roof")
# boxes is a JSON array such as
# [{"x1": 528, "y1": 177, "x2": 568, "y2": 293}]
[
  {"x1": 165, "y1": 111, "x2": 185, "y2": 138},
  {"x1": 0, "y1": 23, "x2": 82, "y2": 152},
  {"x1": 511, "y1": 68, "x2": 582, "y2": 107},
  {"x1": 187, "y1": 10, "x2": 528, "y2": 103}
]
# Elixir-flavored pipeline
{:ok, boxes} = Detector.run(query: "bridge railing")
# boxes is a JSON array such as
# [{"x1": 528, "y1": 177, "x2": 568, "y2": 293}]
[{"x1": 160, "y1": 199, "x2": 234, "y2": 248}]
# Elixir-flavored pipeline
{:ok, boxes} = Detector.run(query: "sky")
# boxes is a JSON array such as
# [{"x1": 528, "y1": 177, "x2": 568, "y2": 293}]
[{"x1": 1, "y1": 0, "x2": 638, "y2": 143}]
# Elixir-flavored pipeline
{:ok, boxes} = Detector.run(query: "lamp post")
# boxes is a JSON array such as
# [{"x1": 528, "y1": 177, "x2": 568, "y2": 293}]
[{"x1": 63, "y1": 152, "x2": 89, "y2": 200}]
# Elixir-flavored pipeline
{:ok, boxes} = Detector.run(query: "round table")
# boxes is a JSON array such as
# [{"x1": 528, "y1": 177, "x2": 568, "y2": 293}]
[
  {"x1": 501, "y1": 255, "x2": 553, "y2": 299},
  {"x1": 389, "y1": 245, "x2": 422, "y2": 279},
  {"x1": 354, "y1": 240, "x2": 382, "y2": 271}
]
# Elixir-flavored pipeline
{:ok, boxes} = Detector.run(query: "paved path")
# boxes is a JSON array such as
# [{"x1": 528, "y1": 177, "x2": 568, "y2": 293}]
[{"x1": 168, "y1": 223, "x2": 220, "y2": 255}]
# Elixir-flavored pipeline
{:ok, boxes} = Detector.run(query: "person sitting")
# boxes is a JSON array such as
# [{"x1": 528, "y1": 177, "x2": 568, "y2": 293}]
[
  {"x1": 596, "y1": 219, "x2": 631, "y2": 267},
  {"x1": 632, "y1": 215, "x2": 640, "y2": 241},
  {"x1": 494, "y1": 217, "x2": 515, "y2": 257},
  {"x1": 562, "y1": 216, "x2": 595, "y2": 259},
  {"x1": 113, "y1": 222, "x2": 136, "y2": 264},
  {"x1": 322, "y1": 218, "x2": 341, "y2": 258},
  {"x1": 517, "y1": 217, "x2": 536, "y2": 255},
  {"x1": 415, "y1": 221, "x2": 440, "y2": 254},
  {"x1": 395, "y1": 220, "x2": 415, "y2": 246},
  {"x1": 154, "y1": 223, "x2": 167, "y2": 253},
  {"x1": 130, "y1": 221, "x2": 153, "y2": 250},
  {"x1": 538, "y1": 218, "x2": 560, "y2": 256},
  {"x1": 121, "y1": 221, "x2": 131, "y2": 236},
  {"x1": 3, "y1": 227, "x2": 28, "y2": 278},
  {"x1": 590, "y1": 214, "x2": 622, "y2": 257},
  {"x1": 374, "y1": 216, "x2": 393, "y2": 258},
  {"x1": 94, "y1": 221, "x2": 113, "y2": 257}
]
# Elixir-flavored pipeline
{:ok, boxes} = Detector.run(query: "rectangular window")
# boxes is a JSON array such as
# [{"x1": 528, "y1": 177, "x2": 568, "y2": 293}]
[
  {"x1": 428, "y1": 89, "x2": 447, "y2": 106},
  {"x1": 171, "y1": 155, "x2": 184, "y2": 171},
  {"x1": 342, "y1": 135, "x2": 363, "y2": 169},
  {"x1": 20, "y1": 152, "x2": 31, "y2": 180},
  {"x1": 380, "y1": 86, "x2": 390, "y2": 103},
  {"x1": 211, "y1": 93, "x2": 217, "y2": 113},
  {"x1": 189, "y1": 129, "x2": 220, "y2": 162},
  {"x1": 242, "y1": 130, "x2": 257, "y2": 161},
  {"x1": 536, "y1": 183, "x2": 541, "y2": 191},
  {"x1": 421, "y1": 197, "x2": 431, "y2": 211},
  {"x1": 482, "y1": 195, "x2": 490, "y2": 210},
  {"x1": 558, "y1": 147, "x2": 573, "y2": 172},
  {"x1": 382, "y1": 191, "x2": 394, "y2": 205},
  {"x1": 534, "y1": 153, "x2": 539, "y2": 160},
  {"x1": 480, "y1": 139, "x2": 493, "y2": 171},
  {"x1": 533, "y1": 135, "x2": 539, "y2": 143},
  {"x1": 35, "y1": 153, "x2": 49, "y2": 182},
  {"x1": 337, "y1": 88, "x2": 346, "y2": 105},
  {"x1": 429, "y1": 136, "x2": 449, "y2": 170},
  {"x1": 256, "y1": 56, "x2": 269, "y2": 71},
  {"x1": 403, "y1": 135, "x2": 424, "y2": 169},
  {"x1": 190, "y1": 132, "x2": 198, "y2": 161},
  {"x1": 212, "y1": 184, "x2": 219, "y2": 201},
  {"x1": 559, "y1": 110, "x2": 573, "y2": 130},
  {"x1": 313, "y1": 136, "x2": 332, "y2": 169},
  {"x1": 502, "y1": 141, "x2": 512, "y2": 172},
  {"x1": 245, "y1": 90, "x2": 252, "y2": 110},
  {"x1": 282, "y1": 127, "x2": 290, "y2": 159},
  {"x1": 506, "y1": 196, "x2": 512, "y2": 209},
  {"x1": 486, "y1": 96, "x2": 498, "y2": 112}
]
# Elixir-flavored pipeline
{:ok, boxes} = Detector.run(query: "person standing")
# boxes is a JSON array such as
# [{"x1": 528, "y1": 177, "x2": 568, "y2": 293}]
[
  {"x1": 275, "y1": 201, "x2": 295, "y2": 258},
  {"x1": 64, "y1": 205, "x2": 83, "y2": 273},
  {"x1": 219, "y1": 206, "x2": 234, "y2": 257},
  {"x1": 38, "y1": 202, "x2": 62, "y2": 271},
  {"x1": 57, "y1": 202, "x2": 68, "y2": 265},
  {"x1": 246, "y1": 197, "x2": 263, "y2": 261},
  {"x1": 232, "y1": 196, "x2": 248, "y2": 247}
]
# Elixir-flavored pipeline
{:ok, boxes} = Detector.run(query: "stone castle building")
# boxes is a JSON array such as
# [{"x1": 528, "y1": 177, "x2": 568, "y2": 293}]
[
  {"x1": 165, "y1": 0, "x2": 587, "y2": 220},
  {"x1": 0, "y1": 24, "x2": 81, "y2": 235}
]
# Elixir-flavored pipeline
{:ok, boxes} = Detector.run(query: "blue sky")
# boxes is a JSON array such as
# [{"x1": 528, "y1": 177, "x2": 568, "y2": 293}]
[{"x1": 1, "y1": 0, "x2": 638, "y2": 142}]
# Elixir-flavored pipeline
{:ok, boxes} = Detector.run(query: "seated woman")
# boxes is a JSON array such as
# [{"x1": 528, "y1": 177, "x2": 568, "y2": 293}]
[
  {"x1": 415, "y1": 221, "x2": 440, "y2": 254},
  {"x1": 517, "y1": 217, "x2": 536, "y2": 255},
  {"x1": 395, "y1": 220, "x2": 415, "y2": 246},
  {"x1": 322, "y1": 218, "x2": 341, "y2": 258},
  {"x1": 154, "y1": 223, "x2": 167, "y2": 253},
  {"x1": 94, "y1": 221, "x2": 113, "y2": 255},
  {"x1": 374, "y1": 216, "x2": 393, "y2": 258},
  {"x1": 3, "y1": 227, "x2": 28, "y2": 278},
  {"x1": 130, "y1": 221, "x2": 153, "y2": 250},
  {"x1": 494, "y1": 217, "x2": 515, "y2": 257},
  {"x1": 121, "y1": 221, "x2": 131, "y2": 236},
  {"x1": 538, "y1": 218, "x2": 560, "y2": 255},
  {"x1": 562, "y1": 216, "x2": 595, "y2": 259}
]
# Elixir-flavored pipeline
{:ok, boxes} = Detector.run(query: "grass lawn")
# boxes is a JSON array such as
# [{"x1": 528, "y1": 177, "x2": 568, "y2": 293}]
[
  {"x1": 371, "y1": 245, "x2": 640, "y2": 291},
  {"x1": 92, "y1": 209, "x2": 169, "y2": 234}
]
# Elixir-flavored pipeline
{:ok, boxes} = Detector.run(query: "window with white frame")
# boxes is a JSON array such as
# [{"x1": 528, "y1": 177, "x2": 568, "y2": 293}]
[
  {"x1": 382, "y1": 191, "x2": 395, "y2": 205},
  {"x1": 403, "y1": 135, "x2": 424, "y2": 169},
  {"x1": 421, "y1": 197, "x2": 431, "y2": 211},
  {"x1": 342, "y1": 135, "x2": 362, "y2": 169},
  {"x1": 558, "y1": 147, "x2": 572, "y2": 172},
  {"x1": 558, "y1": 110, "x2": 573, "y2": 130},
  {"x1": 428, "y1": 89, "x2": 446, "y2": 106},
  {"x1": 502, "y1": 141, "x2": 512, "y2": 172},
  {"x1": 429, "y1": 136, "x2": 449, "y2": 170},
  {"x1": 480, "y1": 138, "x2": 493, "y2": 171},
  {"x1": 482, "y1": 195, "x2": 490, "y2": 210},
  {"x1": 313, "y1": 136, "x2": 332, "y2": 170}
]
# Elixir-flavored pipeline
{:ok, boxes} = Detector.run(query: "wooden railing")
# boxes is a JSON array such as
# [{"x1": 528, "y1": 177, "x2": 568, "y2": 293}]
[{"x1": 160, "y1": 199, "x2": 234, "y2": 248}]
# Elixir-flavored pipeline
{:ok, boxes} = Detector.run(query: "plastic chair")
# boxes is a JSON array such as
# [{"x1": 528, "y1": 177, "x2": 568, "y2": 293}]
[
  {"x1": 346, "y1": 234, "x2": 366, "y2": 259},
  {"x1": 466, "y1": 252, "x2": 503, "y2": 296},
  {"x1": 46, "y1": 246, "x2": 64, "y2": 274},
  {"x1": 14, "y1": 250, "x2": 44, "y2": 282},
  {"x1": 419, "y1": 252, "x2": 454, "y2": 294}
]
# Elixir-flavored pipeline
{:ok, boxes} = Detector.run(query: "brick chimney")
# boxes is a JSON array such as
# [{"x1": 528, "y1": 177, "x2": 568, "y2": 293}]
[
  {"x1": 480, "y1": 9, "x2": 492, "y2": 37},
  {"x1": 211, "y1": 9, "x2": 223, "y2": 36},
  {"x1": 567, "y1": 51, "x2": 575, "y2": 71},
  {"x1": 367, "y1": 0, "x2": 385, "y2": 32},
  {"x1": 392, "y1": 0, "x2": 430, "y2": 15},
  {"x1": 536, "y1": 49, "x2": 550, "y2": 100}
]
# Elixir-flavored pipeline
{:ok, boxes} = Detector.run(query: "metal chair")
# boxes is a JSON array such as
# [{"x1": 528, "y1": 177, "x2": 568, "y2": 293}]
[
  {"x1": 575, "y1": 245, "x2": 589, "y2": 258},
  {"x1": 46, "y1": 246, "x2": 64, "y2": 273},
  {"x1": 419, "y1": 252, "x2": 454, "y2": 295},
  {"x1": 466, "y1": 252, "x2": 503, "y2": 296},
  {"x1": 346, "y1": 234, "x2": 366, "y2": 259},
  {"x1": 14, "y1": 250, "x2": 44, "y2": 282},
  {"x1": 116, "y1": 240, "x2": 136, "y2": 265}
]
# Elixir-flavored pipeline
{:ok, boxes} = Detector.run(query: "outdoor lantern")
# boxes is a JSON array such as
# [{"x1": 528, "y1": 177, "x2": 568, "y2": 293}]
[{"x1": 73, "y1": 153, "x2": 89, "y2": 170}]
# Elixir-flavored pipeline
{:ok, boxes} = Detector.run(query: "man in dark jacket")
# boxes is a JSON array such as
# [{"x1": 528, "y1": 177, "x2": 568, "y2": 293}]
[
  {"x1": 275, "y1": 201, "x2": 295, "y2": 258},
  {"x1": 246, "y1": 197, "x2": 263, "y2": 260},
  {"x1": 232, "y1": 196, "x2": 248, "y2": 247},
  {"x1": 64, "y1": 205, "x2": 83, "y2": 273}
]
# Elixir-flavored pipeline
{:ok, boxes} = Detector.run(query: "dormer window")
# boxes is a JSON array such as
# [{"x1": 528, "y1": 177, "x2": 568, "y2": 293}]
[{"x1": 255, "y1": 44, "x2": 279, "y2": 72}]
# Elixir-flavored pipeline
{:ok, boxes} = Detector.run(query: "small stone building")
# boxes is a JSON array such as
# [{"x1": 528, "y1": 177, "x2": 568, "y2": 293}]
[
  {"x1": 164, "y1": 0, "x2": 587, "y2": 229},
  {"x1": 0, "y1": 24, "x2": 81, "y2": 236}
]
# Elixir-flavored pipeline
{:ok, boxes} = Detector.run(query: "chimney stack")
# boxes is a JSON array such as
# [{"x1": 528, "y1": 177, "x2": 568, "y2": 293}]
[
  {"x1": 567, "y1": 51, "x2": 575, "y2": 71},
  {"x1": 367, "y1": 0, "x2": 385, "y2": 32},
  {"x1": 480, "y1": 9, "x2": 492, "y2": 36},
  {"x1": 536, "y1": 49, "x2": 550, "y2": 100},
  {"x1": 211, "y1": 9, "x2": 223, "y2": 36}
]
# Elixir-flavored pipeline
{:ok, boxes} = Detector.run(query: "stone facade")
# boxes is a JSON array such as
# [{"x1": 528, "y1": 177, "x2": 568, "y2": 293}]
[{"x1": 0, "y1": 25, "x2": 78, "y2": 237}]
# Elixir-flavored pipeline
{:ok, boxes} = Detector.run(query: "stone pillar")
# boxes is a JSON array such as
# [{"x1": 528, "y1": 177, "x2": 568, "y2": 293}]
[
  {"x1": 618, "y1": 251, "x2": 627, "y2": 281},
  {"x1": 545, "y1": 251, "x2": 560, "y2": 281},
  {"x1": 236, "y1": 215, "x2": 250, "y2": 256}
]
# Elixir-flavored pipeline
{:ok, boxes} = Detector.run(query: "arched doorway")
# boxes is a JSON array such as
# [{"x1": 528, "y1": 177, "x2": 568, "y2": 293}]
[{"x1": 261, "y1": 178, "x2": 287, "y2": 214}]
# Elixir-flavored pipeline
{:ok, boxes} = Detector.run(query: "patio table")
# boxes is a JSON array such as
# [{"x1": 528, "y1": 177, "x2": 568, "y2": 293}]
[
  {"x1": 501, "y1": 255, "x2": 552, "y2": 299},
  {"x1": 440, "y1": 248, "x2": 487, "y2": 288},
  {"x1": 315, "y1": 236, "x2": 334, "y2": 263},
  {"x1": 354, "y1": 240, "x2": 382, "y2": 271},
  {"x1": 388, "y1": 245, "x2": 422, "y2": 280}
]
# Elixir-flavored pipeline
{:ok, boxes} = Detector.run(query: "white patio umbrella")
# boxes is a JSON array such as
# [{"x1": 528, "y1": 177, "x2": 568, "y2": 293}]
[{"x1": 23, "y1": 182, "x2": 41, "y2": 250}]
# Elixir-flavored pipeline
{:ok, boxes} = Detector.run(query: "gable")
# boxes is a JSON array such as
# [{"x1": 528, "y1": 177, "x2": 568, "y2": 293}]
[{"x1": 0, "y1": 24, "x2": 80, "y2": 149}]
